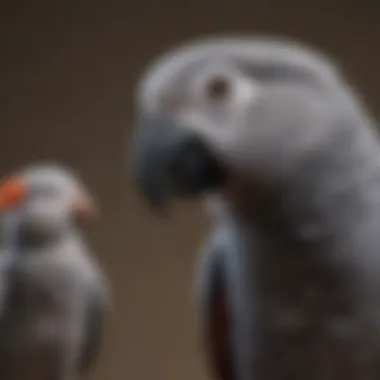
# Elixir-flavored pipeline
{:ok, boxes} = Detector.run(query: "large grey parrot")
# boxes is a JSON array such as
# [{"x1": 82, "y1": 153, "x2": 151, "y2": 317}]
[
  {"x1": 132, "y1": 36, "x2": 380, "y2": 380},
  {"x1": 0, "y1": 163, "x2": 109, "y2": 380}
]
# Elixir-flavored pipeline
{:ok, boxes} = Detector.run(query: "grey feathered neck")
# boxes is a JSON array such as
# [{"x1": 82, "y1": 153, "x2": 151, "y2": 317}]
[
  {"x1": 270, "y1": 116, "x2": 380, "y2": 247},
  {"x1": 1, "y1": 219, "x2": 73, "y2": 252}
]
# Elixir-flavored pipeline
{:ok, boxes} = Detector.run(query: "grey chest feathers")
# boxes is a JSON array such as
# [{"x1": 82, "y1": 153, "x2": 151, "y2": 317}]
[
  {"x1": 0, "y1": 244, "x2": 89, "y2": 350},
  {"x1": 201, "y1": 225, "x2": 380, "y2": 380},
  {"x1": 258, "y1": 240, "x2": 362, "y2": 379}
]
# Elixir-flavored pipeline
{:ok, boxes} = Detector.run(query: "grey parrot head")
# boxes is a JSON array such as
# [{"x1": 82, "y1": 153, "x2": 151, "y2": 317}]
[
  {"x1": 0, "y1": 163, "x2": 96, "y2": 241},
  {"x1": 133, "y1": 36, "x2": 363, "y2": 213}
]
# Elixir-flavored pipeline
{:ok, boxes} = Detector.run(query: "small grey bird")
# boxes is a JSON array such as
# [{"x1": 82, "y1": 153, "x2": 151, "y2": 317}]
[
  {"x1": 0, "y1": 163, "x2": 109, "y2": 380},
  {"x1": 133, "y1": 36, "x2": 380, "y2": 380}
]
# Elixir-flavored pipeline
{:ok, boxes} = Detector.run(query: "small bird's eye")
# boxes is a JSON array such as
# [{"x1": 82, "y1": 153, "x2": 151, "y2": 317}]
[{"x1": 204, "y1": 74, "x2": 232, "y2": 102}]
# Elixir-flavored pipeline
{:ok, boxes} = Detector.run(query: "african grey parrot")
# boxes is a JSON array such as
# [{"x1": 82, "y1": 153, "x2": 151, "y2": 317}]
[
  {"x1": 132, "y1": 36, "x2": 380, "y2": 380},
  {"x1": 0, "y1": 163, "x2": 109, "y2": 380}
]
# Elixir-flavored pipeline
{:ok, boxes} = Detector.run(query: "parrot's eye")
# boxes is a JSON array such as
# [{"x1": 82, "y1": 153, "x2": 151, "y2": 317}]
[{"x1": 204, "y1": 75, "x2": 232, "y2": 102}]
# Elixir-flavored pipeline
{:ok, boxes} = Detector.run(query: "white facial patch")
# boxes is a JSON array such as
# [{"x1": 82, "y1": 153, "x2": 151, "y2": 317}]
[{"x1": 177, "y1": 70, "x2": 261, "y2": 155}]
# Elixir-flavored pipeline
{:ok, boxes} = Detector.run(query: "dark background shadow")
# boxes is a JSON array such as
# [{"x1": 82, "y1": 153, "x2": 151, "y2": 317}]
[{"x1": 0, "y1": 1, "x2": 379, "y2": 380}]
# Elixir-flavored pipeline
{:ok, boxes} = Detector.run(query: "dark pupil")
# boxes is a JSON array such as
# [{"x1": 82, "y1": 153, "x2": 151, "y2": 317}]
[{"x1": 207, "y1": 77, "x2": 229, "y2": 100}]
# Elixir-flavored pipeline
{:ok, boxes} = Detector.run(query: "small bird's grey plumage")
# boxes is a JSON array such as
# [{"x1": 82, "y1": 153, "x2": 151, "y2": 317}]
[
  {"x1": 133, "y1": 36, "x2": 380, "y2": 380},
  {"x1": 0, "y1": 163, "x2": 109, "y2": 380}
]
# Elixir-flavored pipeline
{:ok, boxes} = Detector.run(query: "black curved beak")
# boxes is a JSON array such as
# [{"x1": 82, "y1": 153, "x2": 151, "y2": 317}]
[{"x1": 133, "y1": 116, "x2": 227, "y2": 214}]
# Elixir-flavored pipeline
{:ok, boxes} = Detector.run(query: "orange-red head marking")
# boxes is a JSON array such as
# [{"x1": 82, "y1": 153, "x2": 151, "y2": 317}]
[{"x1": 0, "y1": 176, "x2": 27, "y2": 211}]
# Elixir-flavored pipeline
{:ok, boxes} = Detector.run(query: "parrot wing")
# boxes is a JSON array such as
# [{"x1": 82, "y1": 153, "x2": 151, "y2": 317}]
[
  {"x1": 197, "y1": 218, "x2": 260, "y2": 380},
  {"x1": 197, "y1": 224, "x2": 232, "y2": 380},
  {"x1": 0, "y1": 248, "x2": 16, "y2": 320},
  {"x1": 76, "y1": 275, "x2": 110, "y2": 374}
]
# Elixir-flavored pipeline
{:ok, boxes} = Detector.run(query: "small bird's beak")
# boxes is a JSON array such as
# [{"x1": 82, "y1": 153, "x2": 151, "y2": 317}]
[
  {"x1": 133, "y1": 115, "x2": 227, "y2": 214},
  {"x1": 72, "y1": 191, "x2": 97, "y2": 221},
  {"x1": 0, "y1": 175, "x2": 27, "y2": 211}
]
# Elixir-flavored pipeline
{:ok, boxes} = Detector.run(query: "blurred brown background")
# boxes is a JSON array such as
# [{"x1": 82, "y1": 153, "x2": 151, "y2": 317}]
[{"x1": 0, "y1": 1, "x2": 379, "y2": 380}]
